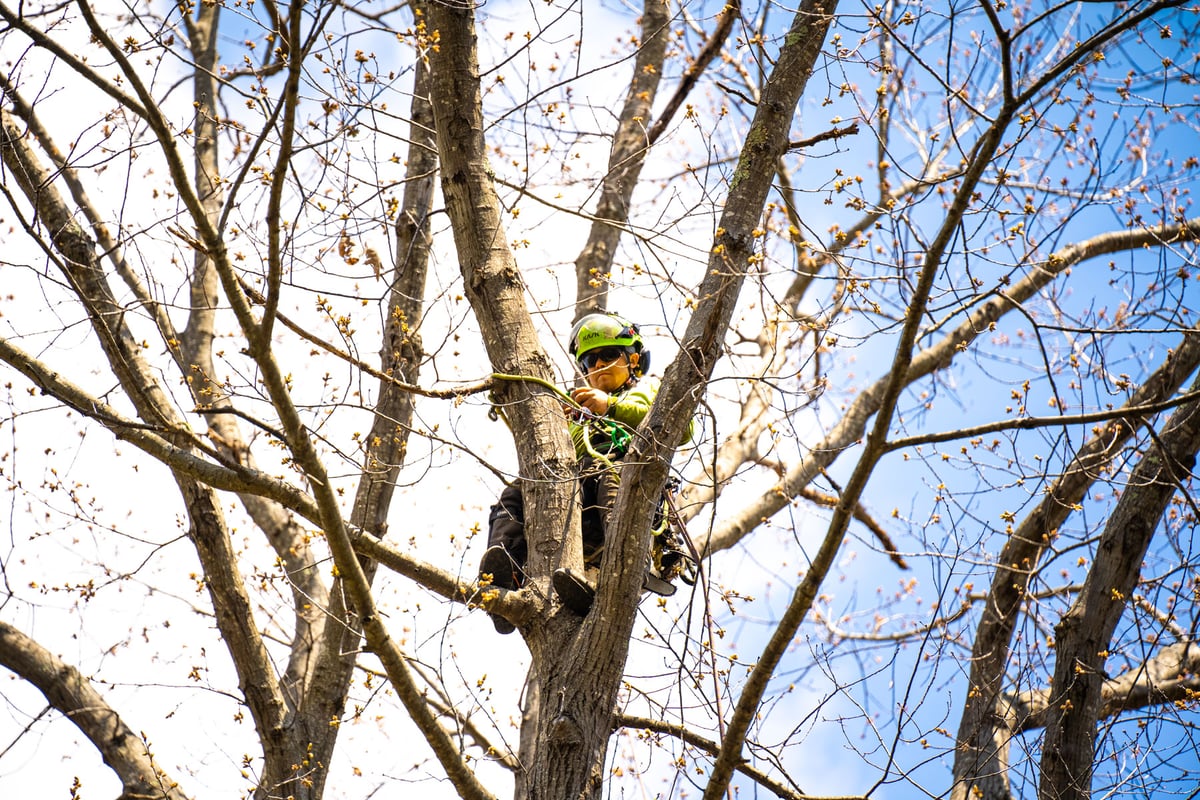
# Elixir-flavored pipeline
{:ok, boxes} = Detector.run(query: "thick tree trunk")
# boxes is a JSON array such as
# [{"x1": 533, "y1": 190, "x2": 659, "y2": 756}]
[{"x1": 418, "y1": 0, "x2": 581, "y2": 591}]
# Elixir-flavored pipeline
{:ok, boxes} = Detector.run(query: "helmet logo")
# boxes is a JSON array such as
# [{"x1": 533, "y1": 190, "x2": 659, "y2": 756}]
[{"x1": 569, "y1": 313, "x2": 643, "y2": 363}]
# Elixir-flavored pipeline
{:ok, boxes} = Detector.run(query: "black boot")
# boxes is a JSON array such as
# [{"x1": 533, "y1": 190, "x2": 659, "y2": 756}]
[
  {"x1": 478, "y1": 546, "x2": 518, "y2": 634},
  {"x1": 552, "y1": 567, "x2": 596, "y2": 616}
]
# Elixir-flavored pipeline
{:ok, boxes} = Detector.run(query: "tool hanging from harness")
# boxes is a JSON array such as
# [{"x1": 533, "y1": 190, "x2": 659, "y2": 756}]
[
  {"x1": 573, "y1": 408, "x2": 631, "y2": 457},
  {"x1": 650, "y1": 477, "x2": 698, "y2": 588},
  {"x1": 574, "y1": 412, "x2": 696, "y2": 590}
]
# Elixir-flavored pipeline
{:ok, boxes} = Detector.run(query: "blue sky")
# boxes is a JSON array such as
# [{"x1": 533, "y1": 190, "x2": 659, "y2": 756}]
[{"x1": 3, "y1": 2, "x2": 1200, "y2": 799}]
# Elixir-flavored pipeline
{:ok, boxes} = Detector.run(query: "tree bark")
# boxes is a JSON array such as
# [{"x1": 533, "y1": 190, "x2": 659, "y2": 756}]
[
  {"x1": 176, "y1": 3, "x2": 332, "y2": 713},
  {"x1": 1007, "y1": 641, "x2": 1200, "y2": 735},
  {"x1": 614, "y1": 2, "x2": 842, "y2": 798},
  {"x1": 419, "y1": 0, "x2": 582, "y2": 595}
]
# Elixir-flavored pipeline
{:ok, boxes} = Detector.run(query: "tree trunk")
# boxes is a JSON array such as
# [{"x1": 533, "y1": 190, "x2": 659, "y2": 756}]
[
  {"x1": 1039, "y1": 378, "x2": 1200, "y2": 800},
  {"x1": 952, "y1": 329, "x2": 1200, "y2": 800}
]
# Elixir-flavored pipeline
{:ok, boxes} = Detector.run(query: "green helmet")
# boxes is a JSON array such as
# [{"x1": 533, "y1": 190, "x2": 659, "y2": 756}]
[{"x1": 569, "y1": 312, "x2": 649, "y2": 376}]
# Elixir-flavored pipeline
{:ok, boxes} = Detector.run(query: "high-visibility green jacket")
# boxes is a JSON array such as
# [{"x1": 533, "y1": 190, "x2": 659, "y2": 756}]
[{"x1": 568, "y1": 378, "x2": 693, "y2": 459}]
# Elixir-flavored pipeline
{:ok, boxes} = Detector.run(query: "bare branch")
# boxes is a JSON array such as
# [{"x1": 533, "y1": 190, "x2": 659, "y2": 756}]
[
  {"x1": 0, "y1": 620, "x2": 191, "y2": 800},
  {"x1": 703, "y1": 217, "x2": 1200, "y2": 555}
]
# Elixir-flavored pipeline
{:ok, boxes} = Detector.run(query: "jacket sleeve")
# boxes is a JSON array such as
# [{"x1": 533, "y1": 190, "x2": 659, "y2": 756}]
[
  {"x1": 570, "y1": 379, "x2": 695, "y2": 458},
  {"x1": 611, "y1": 379, "x2": 696, "y2": 446},
  {"x1": 607, "y1": 380, "x2": 657, "y2": 429}
]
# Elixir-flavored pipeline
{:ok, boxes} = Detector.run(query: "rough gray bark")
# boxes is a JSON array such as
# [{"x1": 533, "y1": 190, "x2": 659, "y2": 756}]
[
  {"x1": 418, "y1": 5, "x2": 589, "y2": 797},
  {"x1": 419, "y1": 0, "x2": 582, "y2": 599}
]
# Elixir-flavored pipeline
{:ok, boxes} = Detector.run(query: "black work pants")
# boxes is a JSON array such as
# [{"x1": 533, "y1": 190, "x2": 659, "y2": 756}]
[{"x1": 484, "y1": 459, "x2": 619, "y2": 585}]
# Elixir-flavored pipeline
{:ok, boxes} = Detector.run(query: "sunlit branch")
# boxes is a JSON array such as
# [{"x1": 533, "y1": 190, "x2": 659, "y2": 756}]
[
  {"x1": 867, "y1": 5, "x2": 987, "y2": 120},
  {"x1": 196, "y1": 405, "x2": 289, "y2": 445},
  {"x1": 703, "y1": 3, "x2": 1181, "y2": 788},
  {"x1": 0, "y1": 620, "x2": 192, "y2": 800},
  {"x1": 799, "y1": 484, "x2": 907, "y2": 569},
  {"x1": 1, "y1": 107, "x2": 179, "y2": 430},
  {"x1": 884, "y1": 389, "x2": 1200, "y2": 452},
  {"x1": 693, "y1": 3, "x2": 842, "y2": 796},
  {"x1": 573, "y1": 0, "x2": 671, "y2": 314},
  {"x1": 261, "y1": 5, "x2": 312, "y2": 343},
  {"x1": 814, "y1": 585, "x2": 1094, "y2": 644},
  {"x1": 1132, "y1": 592, "x2": 1189, "y2": 642},
  {"x1": 1039, "y1": 388, "x2": 1200, "y2": 798},
  {"x1": 0, "y1": 337, "x2": 324, "y2": 525},
  {"x1": 977, "y1": 176, "x2": 1129, "y2": 202},
  {"x1": 1011, "y1": 2, "x2": 1187, "y2": 110},
  {"x1": 2, "y1": 61, "x2": 299, "y2": 765},
  {"x1": 677, "y1": 176, "x2": 920, "y2": 526},
  {"x1": 347, "y1": 526, "x2": 535, "y2": 626},
  {"x1": 786, "y1": 122, "x2": 860, "y2": 151},
  {"x1": 951, "y1": 325, "x2": 1200, "y2": 800},
  {"x1": 0, "y1": 73, "x2": 185, "y2": 368},
  {"x1": 402, "y1": 660, "x2": 523, "y2": 772},
  {"x1": 0, "y1": 3, "x2": 150, "y2": 118},
  {"x1": 70, "y1": 1, "x2": 224, "y2": 253}
]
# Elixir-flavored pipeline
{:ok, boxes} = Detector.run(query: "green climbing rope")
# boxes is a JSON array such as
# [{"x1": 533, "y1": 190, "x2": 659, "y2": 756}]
[{"x1": 488, "y1": 372, "x2": 616, "y2": 468}]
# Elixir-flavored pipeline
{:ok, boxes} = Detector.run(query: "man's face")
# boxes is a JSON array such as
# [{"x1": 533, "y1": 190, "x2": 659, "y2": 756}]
[{"x1": 580, "y1": 346, "x2": 638, "y2": 392}]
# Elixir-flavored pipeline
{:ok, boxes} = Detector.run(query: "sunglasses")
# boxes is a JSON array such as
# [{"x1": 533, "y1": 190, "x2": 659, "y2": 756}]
[{"x1": 579, "y1": 346, "x2": 628, "y2": 370}]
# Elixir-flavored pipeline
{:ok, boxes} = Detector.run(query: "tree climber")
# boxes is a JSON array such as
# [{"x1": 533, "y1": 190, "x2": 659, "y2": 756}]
[{"x1": 478, "y1": 312, "x2": 693, "y2": 633}]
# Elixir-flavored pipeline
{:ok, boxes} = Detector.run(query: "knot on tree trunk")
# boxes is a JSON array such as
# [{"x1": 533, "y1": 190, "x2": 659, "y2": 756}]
[{"x1": 548, "y1": 713, "x2": 583, "y2": 749}]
